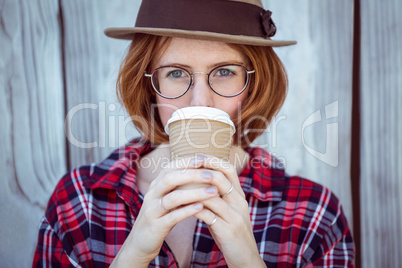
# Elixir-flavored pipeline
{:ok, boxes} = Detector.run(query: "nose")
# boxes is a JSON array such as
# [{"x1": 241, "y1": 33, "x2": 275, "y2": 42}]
[{"x1": 190, "y1": 73, "x2": 214, "y2": 107}]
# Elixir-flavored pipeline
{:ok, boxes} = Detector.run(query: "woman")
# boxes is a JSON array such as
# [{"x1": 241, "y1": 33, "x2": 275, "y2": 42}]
[{"x1": 33, "y1": 0, "x2": 354, "y2": 267}]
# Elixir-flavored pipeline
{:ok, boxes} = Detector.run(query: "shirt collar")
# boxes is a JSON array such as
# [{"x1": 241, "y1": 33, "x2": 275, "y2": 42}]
[
  {"x1": 82, "y1": 138, "x2": 154, "y2": 213},
  {"x1": 84, "y1": 139, "x2": 285, "y2": 207},
  {"x1": 239, "y1": 146, "x2": 285, "y2": 202}
]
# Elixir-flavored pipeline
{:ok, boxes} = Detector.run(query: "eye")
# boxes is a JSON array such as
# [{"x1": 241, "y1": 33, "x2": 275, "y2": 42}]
[
  {"x1": 167, "y1": 69, "x2": 186, "y2": 78},
  {"x1": 215, "y1": 68, "x2": 235, "y2": 77}
]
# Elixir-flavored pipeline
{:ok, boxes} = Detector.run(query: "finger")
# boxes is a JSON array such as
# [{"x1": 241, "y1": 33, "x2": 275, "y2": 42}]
[
  {"x1": 159, "y1": 202, "x2": 204, "y2": 227},
  {"x1": 198, "y1": 169, "x2": 234, "y2": 197},
  {"x1": 147, "y1": 156, "x2": 206, "y2": 191},
  {"x1": 161, "y1": 185, "x2": 218, "y2": 211},
  {"x1": 201, "y1": 196, "x2": 249, "y2": 225},
  {"x1": 196, "y1": 155, "x2": 237, "y2": 182},
  {"x1": 147, "y1": 194, "x2": 171, "y2": 218},
  {"x1": 161, "y1": 167, "x2": 235, "y2": 199},
  {"x1": 194, "y1": 208, "x2": 221, "y2": 228},
  {"x1": 167, "y1": 156, "x2": 205, "y2": 170},
  {"x1": 196, "y1": 155, "x2": 244, "y2": 197},
  {"x1": 148, "y1": 168, "x2": 214, "y2": 198},
  {"x1": 221, "y1": 183, "x2": 234, "y2": 197},
  {"x1": 159, "y1": 196, "x2": 169, "y2": 213}
]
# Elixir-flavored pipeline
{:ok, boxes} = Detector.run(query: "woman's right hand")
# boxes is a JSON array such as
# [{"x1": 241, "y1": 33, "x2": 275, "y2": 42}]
[{"x1": 111, "y1": 157, "x2": 218, "y2": 267}]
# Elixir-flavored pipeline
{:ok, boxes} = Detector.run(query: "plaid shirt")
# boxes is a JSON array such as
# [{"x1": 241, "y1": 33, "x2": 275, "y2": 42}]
[{"x1": 33, "y1": 139, "x2": 354, "y2": 267}]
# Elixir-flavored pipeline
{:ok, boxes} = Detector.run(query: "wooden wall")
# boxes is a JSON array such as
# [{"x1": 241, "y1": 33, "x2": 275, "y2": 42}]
[
  {"x1": 0, "y1": 0, "x2": 400, "y2": 267},
  {"x1": 360, "y1": 0, "x2": 402, "y2": 267},
  {"x1": 261, "y1": 0, "x2": 354, "y2": 226},
  {"x1": 0, "y1": 1, "x2": 65, "y2": 266},
  {"x1": 0, "y1": 0, "x2": 139, "y2": 266}
]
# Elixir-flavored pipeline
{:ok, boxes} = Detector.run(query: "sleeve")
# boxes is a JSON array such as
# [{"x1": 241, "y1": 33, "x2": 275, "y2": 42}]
[
  {"x1": 32, "y1": 168, "x2": 94, "y2": 268},
  {"x1": 32, "y1": 217, "x2": 80, "y2": 268},
  {"x1": 306, "y1": 201, "x2": 355, "y2": 267},
  {"x1": 308, "y1": 224, "x2": 355, "y2": 267}
]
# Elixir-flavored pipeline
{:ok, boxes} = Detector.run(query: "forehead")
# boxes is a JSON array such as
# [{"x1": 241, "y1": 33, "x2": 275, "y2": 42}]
[{"x1": 153, "y1": 37, "x2": 249, "y2": 68}]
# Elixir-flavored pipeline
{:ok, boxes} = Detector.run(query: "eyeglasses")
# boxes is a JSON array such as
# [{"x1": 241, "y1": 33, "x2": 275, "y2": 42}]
[{"x1": 144, "y1": 64, "x2": 255, "y2": 99}]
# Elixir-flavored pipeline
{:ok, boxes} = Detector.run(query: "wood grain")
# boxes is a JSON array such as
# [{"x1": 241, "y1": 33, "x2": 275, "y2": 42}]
[
  {"x1": 0, "y1": 0, "x2": 141, "y2": 266},
  {"x1": 360, "y1": 0, "x2": 402, "y2": 267},
  {"x1": 0, "y1": 0, "x2": 65, "y2": 266},
  {"x1": 61, "y1": 0, "x2": 141, "y2": 169},
  {"x1": 257, "y1": 0, "x2": 354, "y2": 228}
]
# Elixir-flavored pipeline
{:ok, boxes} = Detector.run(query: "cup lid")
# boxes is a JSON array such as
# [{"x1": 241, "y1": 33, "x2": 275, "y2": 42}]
[{"x1": 165, "y1": 107, "x2": 236, "y2": 135}]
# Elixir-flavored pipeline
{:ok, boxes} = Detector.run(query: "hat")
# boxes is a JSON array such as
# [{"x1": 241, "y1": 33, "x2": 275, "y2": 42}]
[{"x1": 104, "y1": 0, "x2": 296, "y2": 47}]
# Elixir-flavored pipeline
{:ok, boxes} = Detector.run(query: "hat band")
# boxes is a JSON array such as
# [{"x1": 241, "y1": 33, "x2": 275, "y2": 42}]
[{"x1": 135, "y1": 0, "x2": 276, "y2": 38}]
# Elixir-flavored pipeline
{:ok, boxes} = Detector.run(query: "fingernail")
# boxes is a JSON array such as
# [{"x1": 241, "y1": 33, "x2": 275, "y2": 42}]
[
  {"x1": 202, "y1": 171, "x2": 212, "y2": 179},
  {"x1": 197, "y1": 155, "x2": 207, "y2": 161},
  {"x1": 206, "y1": 186, "x2": 217, "y2": 193},
  {"x1": 191, "y1": 158, "x2": 201, "y2": 165},
  {"x1": 193, "y1": 203, "x2": 202, "y2": 210}
]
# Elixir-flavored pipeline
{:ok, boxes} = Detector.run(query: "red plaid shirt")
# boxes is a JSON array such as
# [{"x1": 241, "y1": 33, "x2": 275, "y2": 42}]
[{"x1": 33, "y1": 139, "x2": 354, "y2": 267}]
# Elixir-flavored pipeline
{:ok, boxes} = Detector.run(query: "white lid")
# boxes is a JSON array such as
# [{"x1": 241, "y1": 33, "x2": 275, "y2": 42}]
[{"x1": 165, "y1": 106, "x2": 235, "y2": 135}]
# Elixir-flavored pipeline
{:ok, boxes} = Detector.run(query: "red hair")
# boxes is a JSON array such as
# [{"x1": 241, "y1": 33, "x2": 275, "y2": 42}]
[{"x1": 117, "y1": 34, "x2": 288, "y2": 148}]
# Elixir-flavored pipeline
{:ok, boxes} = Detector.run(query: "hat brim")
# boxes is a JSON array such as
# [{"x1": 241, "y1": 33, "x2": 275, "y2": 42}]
[{"x1": 104, "y1": 27, "x2": 296, "y2": 47}]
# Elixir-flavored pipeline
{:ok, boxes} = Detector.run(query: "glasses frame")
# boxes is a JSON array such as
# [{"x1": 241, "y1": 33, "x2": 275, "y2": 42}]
[{"x1": 144, "y1": 64, "x2": 255, "y2": 99}]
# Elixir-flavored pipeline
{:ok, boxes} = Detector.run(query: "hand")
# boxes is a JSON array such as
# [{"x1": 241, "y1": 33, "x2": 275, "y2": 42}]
[
  {"x1": 194, "y1": 155, "x2": 266, "y2": 268},
  {"x1": 111, "y1": 157, "x2": 219, "y2": 267}
]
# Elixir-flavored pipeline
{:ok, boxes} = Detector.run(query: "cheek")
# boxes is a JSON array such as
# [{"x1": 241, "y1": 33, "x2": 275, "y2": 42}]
[
  {"x1": 156, "y1": 87, "x2": 249, "y2": 126},
  {"x1": 218, "y1": 88, "x2": 249, "y2": 119},
  {"x1": 155, "y1": 100, "x2": 173, "y2": 128},
  {"x1": 155, "y1": 96, "x2": 189, "y2": 127}
]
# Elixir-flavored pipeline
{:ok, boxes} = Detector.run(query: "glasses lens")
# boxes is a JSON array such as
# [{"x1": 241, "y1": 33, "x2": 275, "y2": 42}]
[
  {"x1": 209, "y1": 65, "x2": 248, "y2": 97},
  {"x1": 151, "y1": 67, "x2": 191, "y2": 98}
]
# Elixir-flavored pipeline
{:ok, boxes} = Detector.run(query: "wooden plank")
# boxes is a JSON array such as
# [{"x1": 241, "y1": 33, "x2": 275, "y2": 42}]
[
  {"x1": 360, "y1": 0, "x2": 402, "y2": 267},
  {"x1": 256, "y1": 0, "x2": 354, "y2": 227},
  {"x1": 0, "y1": 0, "x2": 66, "y2": 266},
  {"x1": 61, "y1": 0, "x2": 141, "y2": 168}
]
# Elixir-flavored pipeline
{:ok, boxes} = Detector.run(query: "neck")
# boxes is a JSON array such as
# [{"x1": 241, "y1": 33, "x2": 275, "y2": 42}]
[{"x1": 229, "y1": 145, "x2": 250, "y2": 175}]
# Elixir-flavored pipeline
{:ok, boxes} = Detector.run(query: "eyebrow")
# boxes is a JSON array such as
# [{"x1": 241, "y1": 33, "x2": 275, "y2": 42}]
[{"x1": 156, "y1": 61, "x2": 248, "y2": 70}]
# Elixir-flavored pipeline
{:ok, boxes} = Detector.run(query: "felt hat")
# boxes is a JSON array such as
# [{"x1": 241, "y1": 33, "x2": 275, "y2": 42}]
[{"x1": 104, "y1": 0, "x2": 296, "y2": 47}]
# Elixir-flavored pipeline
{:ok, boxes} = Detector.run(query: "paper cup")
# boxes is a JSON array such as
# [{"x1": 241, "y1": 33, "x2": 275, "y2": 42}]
[
  {"x1": 165, "y1": 107, "x2": 235, "y2": 161},
  {"x1": 165, "y1": 107, "x2": 235, "y2": 190}
]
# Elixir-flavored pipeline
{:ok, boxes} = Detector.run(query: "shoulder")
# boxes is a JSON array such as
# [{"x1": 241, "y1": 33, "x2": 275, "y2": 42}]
[
  {"x1": 282, "y1": 175, "x2": 342, "y2": 213},
  {"x1": 245, "y1": 146, "x2": 344, "y2": 211},
  {"x1": 244, "y1": 146, "x2": 349, "y2": 233},
  {"x1": 281, "y1": 175, "x2": 348, "y2": 231},
  {"x1": 44, "y1": 138, "x2": 151, "y2": 228},
  {"x1": 282, "y1": 176, "x2": 354, "y2": 263},
  {"x1": 43, "y1": 163, "x2": 101, "y2": 231}
]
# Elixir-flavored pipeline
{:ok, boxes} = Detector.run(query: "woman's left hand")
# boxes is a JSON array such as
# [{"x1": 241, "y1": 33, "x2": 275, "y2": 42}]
[{"x1": 193, "y1": 155, "x2": 266, "y2": 268}]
